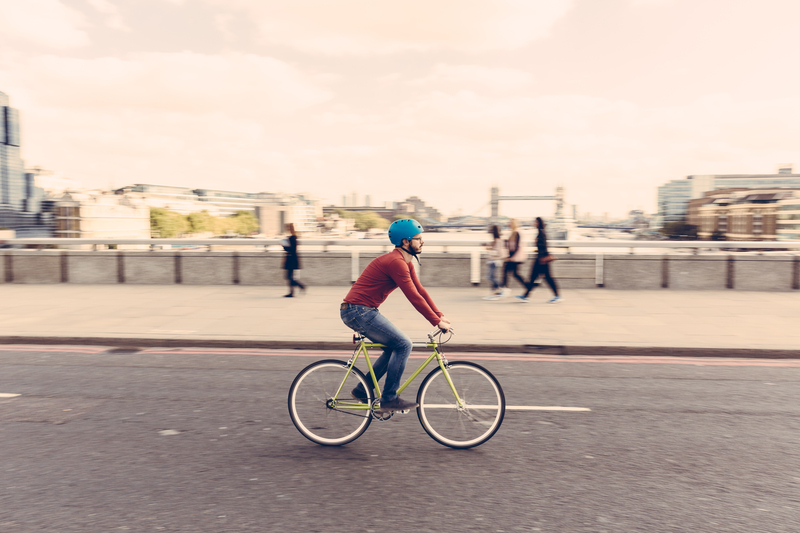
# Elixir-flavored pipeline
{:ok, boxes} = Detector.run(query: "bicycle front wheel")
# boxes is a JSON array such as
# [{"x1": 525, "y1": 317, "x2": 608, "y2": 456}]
[
  {"x1": 417, "y1": 361, "x2": 505, "y2": 449},
  {"x1": 288, "y1": 359, "x2": 373, "y2": 446}
]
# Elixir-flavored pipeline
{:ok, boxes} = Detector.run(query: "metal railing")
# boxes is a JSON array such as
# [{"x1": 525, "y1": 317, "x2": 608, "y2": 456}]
[{"x1": 2, "y1": 237, "x2": 800, "y2": 251}]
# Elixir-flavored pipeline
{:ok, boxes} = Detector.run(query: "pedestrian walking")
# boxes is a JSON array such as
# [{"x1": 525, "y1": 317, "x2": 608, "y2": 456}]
[
  {"x1": 498, "y1": 218, "x2": 527, "y2": 297},
  {"x1": 282, "y1": 223, "x2": 305, "y2": 297},
  {"x1": 516, "y1": 217, "x2": 560, "y2": 303},
  {"x1": 482, "y1": 225, "x2": 504, "y2": 300}
]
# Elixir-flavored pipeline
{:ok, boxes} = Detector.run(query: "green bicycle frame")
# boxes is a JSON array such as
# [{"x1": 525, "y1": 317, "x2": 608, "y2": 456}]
[{"x1": 331, "y1": 339, "x2": 464, "y2": 412}]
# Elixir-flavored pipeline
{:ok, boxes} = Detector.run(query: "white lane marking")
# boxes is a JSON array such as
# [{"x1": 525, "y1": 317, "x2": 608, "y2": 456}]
[
  {"x1": 508, "y1": 406, "x2": 591, "y2": 411},
  {"x1": 422, "y1": 404, "x2": 590, "y2": 411},
  {"x1": 0, "y1": 393, "x2": 21, "y2": 398}
]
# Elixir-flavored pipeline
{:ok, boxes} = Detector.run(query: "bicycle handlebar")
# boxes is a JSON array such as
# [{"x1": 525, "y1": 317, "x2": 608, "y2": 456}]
[{"x1": 428, "y1": 328, "x2": 454, "y2": 344}]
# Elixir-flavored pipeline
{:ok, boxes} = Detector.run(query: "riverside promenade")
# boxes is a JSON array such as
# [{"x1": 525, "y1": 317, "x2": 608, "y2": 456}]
[{"x1": 0, "y1": 284, "x2": 798, "y2": 356}]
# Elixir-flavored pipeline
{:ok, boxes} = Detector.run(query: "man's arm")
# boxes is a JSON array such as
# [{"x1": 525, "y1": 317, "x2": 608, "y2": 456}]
[
  {"x1": 409, "y1": 264, "x2": 442, "y2": 318},
  {"x1": 387, "y1": 259, "x2": 443, "y2": 327},
  {"x1": 410, "y1": 266, "x2": 451, "y2": 331}
]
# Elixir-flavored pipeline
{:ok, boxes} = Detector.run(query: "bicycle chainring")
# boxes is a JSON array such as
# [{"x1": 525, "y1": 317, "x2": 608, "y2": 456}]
[{"x1": 370, "y1": 399, "x2": 393, "y2": 421}]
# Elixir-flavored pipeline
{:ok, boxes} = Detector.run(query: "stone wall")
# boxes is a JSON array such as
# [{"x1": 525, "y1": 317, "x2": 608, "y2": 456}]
[{"x1": 0, "y1": 250, "x2": 798, "y2": 291}]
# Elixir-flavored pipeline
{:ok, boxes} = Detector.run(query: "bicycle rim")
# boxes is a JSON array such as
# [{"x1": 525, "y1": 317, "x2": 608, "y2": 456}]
[
  {"x1": 288, "y1": 360, "x2": 372, "y2": 446},
  {"x1": 417, "y1": 361, "x2": 505, "y2": 449}
]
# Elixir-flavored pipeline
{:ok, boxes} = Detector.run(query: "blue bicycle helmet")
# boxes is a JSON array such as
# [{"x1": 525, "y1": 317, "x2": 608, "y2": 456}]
[{"x1": 388, "y1": 219, "x2": 423, "y2": 246}]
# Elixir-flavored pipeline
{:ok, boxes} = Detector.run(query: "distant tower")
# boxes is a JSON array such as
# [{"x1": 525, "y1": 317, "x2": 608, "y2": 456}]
[
  {"x1": 365, "y1": 195, "x2": 371, "y2": 207},
  {"x1": 554, "y1": 185, "x2": 565, "y2": 220},
  {"x1": 490, "y1": 186, "x2": 499, "y2": 224},
  {"x1": 341, "y1": 195, "x2": 347, "y2": 207}
]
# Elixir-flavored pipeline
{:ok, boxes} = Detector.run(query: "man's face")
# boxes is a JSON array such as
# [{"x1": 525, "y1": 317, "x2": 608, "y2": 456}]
[{"x1": 408, "y1": 233, "x2": 424, "y2": 253}]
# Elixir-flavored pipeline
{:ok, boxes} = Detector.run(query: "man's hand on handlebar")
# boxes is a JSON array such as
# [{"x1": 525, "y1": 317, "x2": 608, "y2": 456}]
[{"x1": 437, "y1": 317, "x2": 452, "y2": 333}]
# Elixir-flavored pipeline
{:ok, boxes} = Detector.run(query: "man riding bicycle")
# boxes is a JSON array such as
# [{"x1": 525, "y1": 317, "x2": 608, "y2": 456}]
[{"x1": 340, "y1": 219, "x2": 452, "y2": 413}]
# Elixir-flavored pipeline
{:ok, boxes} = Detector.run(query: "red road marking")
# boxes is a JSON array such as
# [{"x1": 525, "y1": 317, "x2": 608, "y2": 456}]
[
  {"x1": 0, "y1": 346, "x2": 107, "y2": 354},
  {"x1": 2, "y1": 345, "x2": 798, "y2": 367}
]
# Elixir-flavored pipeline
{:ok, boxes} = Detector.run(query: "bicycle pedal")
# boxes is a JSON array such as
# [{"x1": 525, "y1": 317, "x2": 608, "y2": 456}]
[{"x1": 399, "y1": 409, "x2": 410, "y2": 414}]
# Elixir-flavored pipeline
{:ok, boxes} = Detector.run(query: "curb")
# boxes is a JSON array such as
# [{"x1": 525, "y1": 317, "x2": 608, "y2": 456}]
[{"x1": 0, "y1": 336, "x2": 798, "y2": 359}]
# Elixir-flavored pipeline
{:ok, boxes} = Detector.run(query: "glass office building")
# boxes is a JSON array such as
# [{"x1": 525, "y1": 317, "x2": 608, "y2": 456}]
[
  {"x1": 656, "y1": 175, "x2": 714, "y2": 225},
  {"x1": 0, "y1": 91, "x2": 25, "y2": 212}
]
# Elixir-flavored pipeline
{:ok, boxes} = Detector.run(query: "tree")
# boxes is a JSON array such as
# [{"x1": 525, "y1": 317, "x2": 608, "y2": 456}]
[
  {"x1": 187, "y1": 210, "x2": 217, "y2": 233},
  {"x1": 225, "y1": 210, "x2": 260, "y2": 235},
  {"x1": 150, "y1": 207, "x2": 190, "y2": 238},
  {"x1": 354, "y1": 211, "x2": 390, "y2": 230}
]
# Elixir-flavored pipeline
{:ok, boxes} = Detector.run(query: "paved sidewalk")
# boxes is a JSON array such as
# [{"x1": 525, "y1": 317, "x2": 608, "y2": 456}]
[
  {"x1": 0, "y1": 285, "x2": 798, "y2": 355},
  {"x1": 0, "y1": 285, "x2": 800, "y2": 355}
]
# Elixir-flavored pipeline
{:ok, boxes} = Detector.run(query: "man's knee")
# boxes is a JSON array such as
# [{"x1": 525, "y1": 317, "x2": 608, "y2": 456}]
[{"x1": 394, "y1": 334, "x2": 412, "y2": 355}]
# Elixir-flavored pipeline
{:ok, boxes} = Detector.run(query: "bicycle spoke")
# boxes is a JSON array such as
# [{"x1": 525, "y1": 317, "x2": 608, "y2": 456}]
[
  {"x1": 288, "y1": 360, "x2": 372, "y2": 446},
  {"x1": 417, "y1": 362, "x2": 505, "y2": 449}
]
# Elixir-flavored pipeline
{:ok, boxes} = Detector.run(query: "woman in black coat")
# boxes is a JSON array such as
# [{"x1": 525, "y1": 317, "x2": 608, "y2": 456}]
[
  {"x1": 516, "y1": 217, "x2": 560, "y2": 303},
  {"x1": 282, "y1": 223, "x2": 305, "y2": 297}
]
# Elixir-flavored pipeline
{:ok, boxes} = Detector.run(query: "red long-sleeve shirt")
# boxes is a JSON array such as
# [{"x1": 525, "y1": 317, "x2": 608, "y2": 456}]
[{"x1": 343, "y1": 249, "x2": 444, "y2": 326}]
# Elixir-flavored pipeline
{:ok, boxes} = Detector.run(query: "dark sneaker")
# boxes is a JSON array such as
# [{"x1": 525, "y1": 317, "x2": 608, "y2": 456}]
[
  {"x1": 350, "y1": 387, "x2": 369, "y2": 403},
  {"x1": 378, "y1": 397, "x2": 419, "y2": 413}
]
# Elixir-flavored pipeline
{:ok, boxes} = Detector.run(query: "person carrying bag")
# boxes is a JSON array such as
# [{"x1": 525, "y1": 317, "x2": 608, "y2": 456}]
[{"x1": 516, "y1": 217, "x2": 560, "y2": 303}]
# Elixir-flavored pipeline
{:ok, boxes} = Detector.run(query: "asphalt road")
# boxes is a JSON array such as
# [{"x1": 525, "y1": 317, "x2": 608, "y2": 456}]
[{"x1": 0, "y1": 345, "x2": 798, "y2": 532}]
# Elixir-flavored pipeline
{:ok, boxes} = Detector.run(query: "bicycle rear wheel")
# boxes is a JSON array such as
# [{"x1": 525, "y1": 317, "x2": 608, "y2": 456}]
[
  {"x1": 288, "y1": 359, "x2": 373, "y2": 446},
  {"x1": 417, "y1": 361, "x2": 505, "y2": 449}
]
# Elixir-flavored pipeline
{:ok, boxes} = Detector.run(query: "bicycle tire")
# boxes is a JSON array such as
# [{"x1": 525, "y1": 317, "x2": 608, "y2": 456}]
[
  {"x1": 416, "y1": 361, "x2": 505, "y2": 449},
  {"x1": 288, "y1": 359, "x2": 373, "y2": 446}
]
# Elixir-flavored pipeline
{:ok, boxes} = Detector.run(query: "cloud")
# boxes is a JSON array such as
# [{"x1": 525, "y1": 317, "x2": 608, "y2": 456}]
[
  {"x1": 86, "y1": 0, "x2": 130, "y2": 31},
  {"x1": 18, "y1": 86, "x2": 800, "y2": 215},
  {"x1": 0, "y1": 0, "x2": 90, "y2": 48},
  {"x1": 22, "y1": 106, "x2": 296, "y2": 190},
  {"x1": 409, "y1": 64, "x2": 534, "y2": 92},
  {"x1": 400, "y1": 91, "x2": 639, "y2": 141},
  {"x1": 4, "y1": 52, "x2": 334, "y2": 116},
  {"x1": 629, "y1": 0, "x2": 675, "y2": 6},
  {"x1": 211, "y1": 0, "x2": 574, "y2": 55}
]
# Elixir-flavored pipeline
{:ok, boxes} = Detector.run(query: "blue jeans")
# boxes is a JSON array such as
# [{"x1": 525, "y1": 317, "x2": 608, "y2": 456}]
[
  {"x1": 340, "y1": 304, "x2": 412, "y2": 403},
  {"x1": 487, "y1": 261, "x2": 501, "y2": 290}
]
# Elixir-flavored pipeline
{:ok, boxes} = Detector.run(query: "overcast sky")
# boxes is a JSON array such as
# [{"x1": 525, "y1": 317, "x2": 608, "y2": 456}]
[{"x1": 2, "y1": 0, "x2": 799, "y2": 218}]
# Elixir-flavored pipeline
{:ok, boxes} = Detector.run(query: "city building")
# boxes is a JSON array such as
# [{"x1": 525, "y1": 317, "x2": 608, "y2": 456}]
[
  {"x1": 115, "y1": 184, "x2": 257, "y2": 217},
  {"x1": 777, "y1": 195, "x2": 800, "y2": 241},
  {"x1": 394, "y1": 196, "x2": 443, "y2": 222},
  {"x1": 0, "y1": 94, "x2": 55, "y2": 236},
  {"x1": 656, "y1": 175, "x2": 715, "y2": 225},
  {"x1": 255, "y1": 192, "x2": 322, "y2": 235},
  {"x1": 697, "y1": 189, "x2": 799, "y2": 241},
  {"x1": 195, "y1": 188, "x2": 259, "y2": 216},
  {"x1": 114, "y1": 184, "x2": 324, "y2": 235},
  {"x1": 26, "y1": 166, "x2": 82, "y2": 196},
  {"x1": 0, "y1": 91, "x2": 24, "y2": 212},
  {"x1": 687, "y1": 188, "x2": 748, "y2": 227},
  {"x1": 0, "y1": 91, "x2": 25, "y2": 230},
  {"x1": 54, "y1": 191, "x2": 150, "y2": 239},
  {"x1": 657, "y1": 167, "x2": 800, "y2": 227},
  {"x1": 323, "y1": 195, "x2": 445, "y2": 225}
]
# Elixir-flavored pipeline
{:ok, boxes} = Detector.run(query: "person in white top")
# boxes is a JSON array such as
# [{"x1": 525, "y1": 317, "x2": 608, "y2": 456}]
[
  {"x1": 482, "y1": 225, "x2": 505, "y2": 300},
  {"x1": 498, "y1": 218, "x2": 527, "y2": 297}
]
